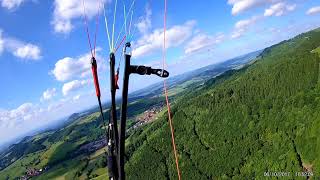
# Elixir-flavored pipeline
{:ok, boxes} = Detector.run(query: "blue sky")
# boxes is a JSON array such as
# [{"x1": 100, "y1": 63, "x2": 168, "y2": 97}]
[{"x1": 0, "y1": 0, "x2": 319, "y2": 145}]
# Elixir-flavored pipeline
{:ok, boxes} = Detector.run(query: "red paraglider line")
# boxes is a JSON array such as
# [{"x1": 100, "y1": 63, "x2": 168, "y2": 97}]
[
  {"x1": 93, "y1": 2, "x2": 102, "y2": 58},
  {"x1": 82, "y1": 3, "x2": 94, "y2": 58},
  {"x1": 115, "y1": 35, "x2": 126, "y2": 53},
  {"x1": 162, "y1": 0, "x2": 182, "y2": 179}
]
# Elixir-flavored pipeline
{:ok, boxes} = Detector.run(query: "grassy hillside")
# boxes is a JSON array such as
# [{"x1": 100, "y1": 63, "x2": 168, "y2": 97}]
[{"x1": 124, "y1": 28, "x2": 320, "y2": 179}]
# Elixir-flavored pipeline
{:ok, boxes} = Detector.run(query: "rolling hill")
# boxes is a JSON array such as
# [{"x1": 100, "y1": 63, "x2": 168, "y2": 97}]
[{"x1": 124, "y1": 28, "x2": 320, "y2": 179}]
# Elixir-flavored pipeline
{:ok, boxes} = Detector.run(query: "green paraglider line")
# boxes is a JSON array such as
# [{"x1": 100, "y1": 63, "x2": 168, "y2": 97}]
[
  {"x1": 128, "y1": 10, "x2": 134, "y2": 38},
  {"x1": 103, "y1": 3, "x2": 112, "y2": 52},
  {"x1": 114, "y1": 0, "x2": 136, "y2": 49},
  {"x1": 112, "y1": 0, "x2": 118, "y2": 51},
  {"x1": 123, "y1": 0, "x2": 127, "y2": 39}
]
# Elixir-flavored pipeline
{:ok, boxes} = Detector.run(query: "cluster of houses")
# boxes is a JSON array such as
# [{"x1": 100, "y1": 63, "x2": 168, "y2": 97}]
[
  {"x1": 20, "y1": 167, "x2": 45, "y2": 180},
  {"x1": 137, "y1": 106, "x2": 162, "y2": 122},
  {"x1": 127, "y1": 105, "x2": 163, "y2": 133}
]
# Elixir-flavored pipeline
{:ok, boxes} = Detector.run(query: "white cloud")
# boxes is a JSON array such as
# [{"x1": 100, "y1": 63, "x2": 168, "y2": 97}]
[
  {"x1": 228, "y1": 0, "x2": 264, "y2": 15},
  {"x1": 52, "y1": 56, "x2": 90, "y2": 81},
  {"x1": 306, "y1": 6, "x2": 320, "y2": 15},
  {"x1": 1, "y1": 0, "x2": 25, "y2": 10},
  {"x1": 231, "y1": 16, "x2": 260, "y2": 39},
  {"x1": 0, "y1": 102, "x2": 53, "y2": 146},
  {"x1": 227, "y1": 0, "x2": 287, "y2": 15},
  {"x1": 184, "y1": 33, "x2": 225, "y2": 54},
  {"x1": 0, "y1": 103, "x2": 39, "y2": 128},
  {"x1": 47, "y1": 100, "x2": 64, "y2": 112},
  {"x1": 235, "y1": 16, "x2": 259, "y2": 29},
  {"x1": 41, "y1": 88, "x2": 57, "y2": 101},
  {"x1": 52, "y1": 0, "x2": 108, "y2": 34},
  {"x1": 12, "y1": 43, "x2": 41, "y2": 60},
  {"x1": 11, "y1": 103, "x2": 33, "y2": 118},
  {"x1": 2, "y1": 35, "x2": 42, "y2": 61},
  {"x1": 73, "y1": 94, "x2": 81, "y2": 101},
  {"x1": 264, "y1": 2, "x2": 296, "y2": 17},
  {"x1": 51, "y1": 48, "x2": 105, "y2": 82},
  {"x1": 136, "y1": 3, "x2": 152, "y2": 34},
  {"x1": 62, "y1": 79, "x2": 90, "y2": 96},
  {"x1": 133, "y1": 20, "x2": 196, "y2": 58},
  {"x1": 0, "y1": 30, "x2": 3, "y2": 54},
  {"x1": 0, "y1": 92, "x2": 101, "y2": 145},
  {"x1": 231, "y1": 29, "x2": 245, "y2": 39}
]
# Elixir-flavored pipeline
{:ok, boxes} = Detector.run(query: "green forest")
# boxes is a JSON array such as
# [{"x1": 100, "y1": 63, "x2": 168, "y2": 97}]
[{"x1": 124, "y1": 28, "x2": 320, "y2": 179}]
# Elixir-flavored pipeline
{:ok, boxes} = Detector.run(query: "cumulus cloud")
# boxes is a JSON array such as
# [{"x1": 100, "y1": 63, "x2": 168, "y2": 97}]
[
  {"x1": 0, "y1": 92, "x2": 100, "y2": 145},
  {"x1": 0, "y1": 103, "x2": 39, "y2": 128},
  {"x1": 41, "y1": 88, "x2": 57, "y2": 101},
  {"x1": 231, "y1": 29, "x2": 246, "y2": 39},
  {"x1": 62, "y1": 79, "x2": 90, "y2": 96},
  {"x1": 52, "y1": 56, "x2": 90, "y2": 81},
  {"x1": 184, "y1": 33, "x2": 225, "y2": 54},
  {"x1": 0, "y1": 98, "x2": 79, "y2": 139},
  {"x1": 12, "y1": 43, "x2": 41, "y2": 60},
  {"x1": 1, "y1": 0, "x2": 26, "y2": 10},
  {"x1": 227, "y1": 0, "x2": 288, "y2": 15},
  {"x1": 136, "y1": 3, "x2": 152, "y2": 34},
  {"x1": 51, "y1": 48, "x2": 105, "y2": 82},
  {"x1": 306, "y1": 6, "x2": 320, "y2": 15},
  {"x1": 133, "y1": 20, "x2": 196, "y2": 58},
  {"x1": 0, "y1": 30, "x2": 3, "y2": 54},
  {"x1": 235, "y1": 16, "x2": 260, "y2": 29},
  {"x1": 52, "y1": 0, "x2": 108, "y2": 34},
  {"x1": 231, "y1": 16, "x2": 260, "y2": 39},
  {"x1": 228, "y1": 0, "x2": 265, "y2": 15},
  {"x1": 1, "y1": 34, "x2": 42, "y2": 61},
  {"x1": 264, "y1": 2, "x2": 296, "y2": 17}
]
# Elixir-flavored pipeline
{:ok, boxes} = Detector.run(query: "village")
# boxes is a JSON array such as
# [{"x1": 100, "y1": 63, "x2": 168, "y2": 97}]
[
  {"x1": 20, "y1": 167, "x2": 48, "y2": 180},
  {"x1": 127, "y1": 105, "x2": 164, "y2": 133},
  {"x1": 18, "y1": 105, "x2": 163, "y2": 179}
]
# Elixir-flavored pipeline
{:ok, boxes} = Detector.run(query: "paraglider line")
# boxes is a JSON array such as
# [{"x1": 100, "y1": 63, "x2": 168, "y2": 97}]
[
  {"x1": 162, "y1": 0, "x2": 182, "y2": 179},
  {"x1": 103, "y1": 3, "x2": 112, "y2": 52},
  {"x1": 112, "y1": 0, "x2": 118, "y2": 51}
]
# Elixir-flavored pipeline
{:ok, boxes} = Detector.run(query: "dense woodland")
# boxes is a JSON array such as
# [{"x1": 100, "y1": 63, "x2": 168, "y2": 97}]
[{"x1": 125, "y1": 28, "x2": 320, "y2": 179}]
